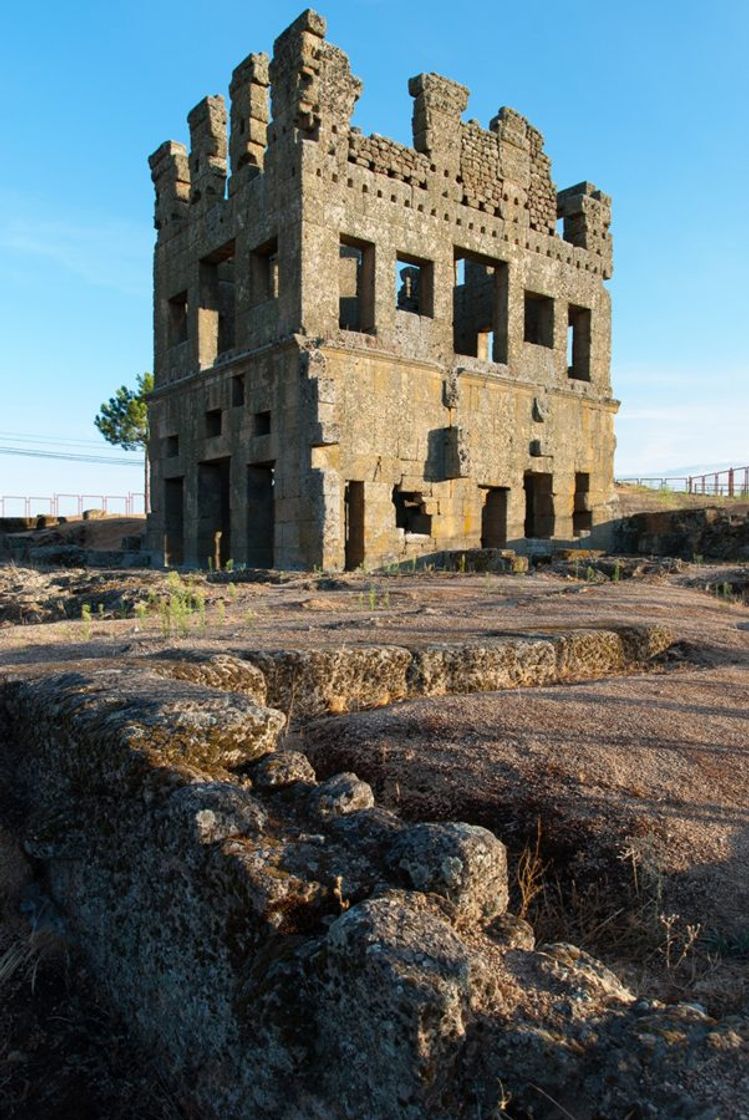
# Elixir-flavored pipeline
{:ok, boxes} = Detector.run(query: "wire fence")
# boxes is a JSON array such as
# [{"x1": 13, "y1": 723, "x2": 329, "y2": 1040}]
[
  {"x1": 0, "y1": 493, "x2": 146, "y2": 519},
  {"x1": 617, "y1": 466, "x2": 749, "y2": 498}
]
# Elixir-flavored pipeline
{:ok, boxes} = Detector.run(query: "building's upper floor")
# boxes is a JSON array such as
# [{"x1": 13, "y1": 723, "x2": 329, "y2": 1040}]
[{"x1": 149, "y1": 9, "x2": 613, "y2": 396}]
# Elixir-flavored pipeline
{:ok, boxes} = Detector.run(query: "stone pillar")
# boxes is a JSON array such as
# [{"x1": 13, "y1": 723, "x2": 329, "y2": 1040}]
[
  {"x1": 269, "y1": 9, "x2": 327, "y2": 140},
  {"x1": 148, "y1": 141, "x2": 190, "y2": 235},
  {"x1": 187, "y1": 96, "x2": 227, "y2": 208},
  {"x1": 489, "y1": 107, "x2": 531, "y2": 226},
  {"x1": 229, "y1": 52, "x2": 270, "y2": 194},
  {"x1": 409, "y1": 72, "x2": 469, "y2": 180}
]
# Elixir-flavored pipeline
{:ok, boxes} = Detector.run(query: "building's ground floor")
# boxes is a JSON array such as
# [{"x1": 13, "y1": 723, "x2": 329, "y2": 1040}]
[
  {"x1": 146, "y1": 340, "x2": 618, "y2": 570},
  {"x1": 148, "y1": 463, "x2": 619, "y2": 571}
]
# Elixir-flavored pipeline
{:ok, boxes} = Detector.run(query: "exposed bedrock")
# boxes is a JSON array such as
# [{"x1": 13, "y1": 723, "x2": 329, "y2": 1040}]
[
  {"x1": 227, "y1": 622, "x2": 674, "y2": 720},
  {"x1": 1, "y1": 662, "x2": 745, "y2": 1119}
]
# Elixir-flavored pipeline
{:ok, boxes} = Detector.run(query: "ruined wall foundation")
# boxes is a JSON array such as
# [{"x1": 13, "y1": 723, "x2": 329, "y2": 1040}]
[{"x1": 3, "y1": 625, "x2": 737, "y2": 1120}]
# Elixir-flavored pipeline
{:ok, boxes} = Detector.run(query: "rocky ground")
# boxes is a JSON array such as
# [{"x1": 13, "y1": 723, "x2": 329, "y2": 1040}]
[{"x1": 0, "y1": 554, "x2": 747, "y2": 1117}]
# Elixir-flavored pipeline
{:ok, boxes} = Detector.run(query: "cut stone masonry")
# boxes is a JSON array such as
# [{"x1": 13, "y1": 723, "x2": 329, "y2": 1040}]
[{"x1": 147, "y1": 9, "x2": 617, "y2": 571}]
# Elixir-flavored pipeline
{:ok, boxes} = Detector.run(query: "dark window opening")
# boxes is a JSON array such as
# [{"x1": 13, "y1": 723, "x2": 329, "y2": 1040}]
[
  {"x1": 253, "y1": 411, "x2": 271, "y2": 436},
  {"x1": 481, "y1": 487, "x2": 509, "y2": 548},
  {"x1": 392, "y1": 486, "x2": 432, "y2": 536},
  {"x1": 339, "y1": 236, "x2": 375, "y2": 332},
  {"x1": 232, "y1": 375, "x2": 245, "y2": 407},
  {"x1": 247, "y1": 464, "x2": 275, "y2": 568},
  {"x1": 163, "y1": 477, "x2": 184, "y2": 567},
  {"x1": 453, "y1": 251, "x2": 508, "y2": 362},
  {"x1": 573, "y1": 472, "x2": 593, "y2": 536},
  {"x1": 524, "y1": 472, "x2": 554, "y2": 539},
  {"x1": 197, "y1": 458, "x2": 231, "y2": 568},
  {"x1": 344, "y1": 481, "x2": 365, "y2": 571},
  {"x1": 250, "y1": 237, "x2": 279, "y2": 306},
  {"x1": 167, "y1": 291, "x2": 188, "y2": 347},
  {"x1": 165, "y1": 434, "x2": 179, "y2": 458},
  {"x1": 395, "y1": 254, "x2": 434, "y2": 318},
  {"x1": 568, "y1": 305, "x2": 592, "y2": 381},
  {"x1": 524, "y1": 291, "x2": 554, "y2": 348},
  {"x1": 205, "y1": 408, "x2": 222, "y2": 438}
]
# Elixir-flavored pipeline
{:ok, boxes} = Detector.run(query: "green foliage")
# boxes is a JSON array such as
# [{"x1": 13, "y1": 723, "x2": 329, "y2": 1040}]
[
  {"x1": 159, "y1": 571, "x2": 202, "y2": 637},
  {"x1": 94, "y1": 372, "x2": 153, "y2": 451},
  {"x1": 80, "y1": 603, "x2": 92, "y2": 640}
]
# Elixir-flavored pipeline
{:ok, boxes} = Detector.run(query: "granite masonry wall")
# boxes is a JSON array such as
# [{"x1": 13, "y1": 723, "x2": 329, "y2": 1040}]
[{"x1": 146, "y1": 9, "x2": 617, "y2": 571}]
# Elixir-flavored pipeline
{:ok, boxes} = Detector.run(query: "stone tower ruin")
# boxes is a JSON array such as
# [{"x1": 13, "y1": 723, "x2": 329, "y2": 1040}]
[{"x1": 146, "y1": 8, "x2": 617, "y2": 570}]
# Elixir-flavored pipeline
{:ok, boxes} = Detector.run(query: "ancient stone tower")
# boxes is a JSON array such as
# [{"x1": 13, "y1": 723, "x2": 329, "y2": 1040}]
[{"x1": 146, "y1": 8, "x2": 617, "y2": 570}]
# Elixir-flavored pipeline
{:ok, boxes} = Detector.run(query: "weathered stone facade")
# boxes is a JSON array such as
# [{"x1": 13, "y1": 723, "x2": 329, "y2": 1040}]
[{"x1": 146, "y1": 9, "x2": 617, "y2": 571}]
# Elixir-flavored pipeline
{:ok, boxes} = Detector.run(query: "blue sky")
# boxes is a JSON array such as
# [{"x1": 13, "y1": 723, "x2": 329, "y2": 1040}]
[{"x1": 1, "y1": 0, "x2": 747, "y2": 508}]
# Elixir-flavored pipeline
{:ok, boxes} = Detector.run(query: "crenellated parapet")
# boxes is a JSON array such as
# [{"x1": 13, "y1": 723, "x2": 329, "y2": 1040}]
[
  {"x1": 557, "y1": 182, "x2": 613, "y2": 277},
  {"x1": 148, "y1": 9, "x2": 604, "y2": 258},
  {"x1": 187, "y1": 96, "x2": 228, "y2": 208}
]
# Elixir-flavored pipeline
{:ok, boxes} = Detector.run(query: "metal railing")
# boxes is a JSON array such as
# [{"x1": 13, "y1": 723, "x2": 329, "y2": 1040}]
[
  {"x1": 0, "y1": 492, "x2": 146, "y2": 518},
  {"x1": 618, "y1": 466, "x2": 749, "y2": 498}
]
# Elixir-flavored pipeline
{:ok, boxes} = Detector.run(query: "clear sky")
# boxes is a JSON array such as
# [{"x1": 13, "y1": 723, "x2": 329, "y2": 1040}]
[{"x1": 1, "y1": 0, "x2": 747, "y2": 510}]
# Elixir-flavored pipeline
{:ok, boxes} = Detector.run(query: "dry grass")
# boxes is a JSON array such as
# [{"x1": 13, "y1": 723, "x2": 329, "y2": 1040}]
[
  {"x1": 511, "y1": 824, "x2": 747, "y2": 1014},
  {"x1": 0, "y1": 812, "x2": 193, "y2": 1119}
]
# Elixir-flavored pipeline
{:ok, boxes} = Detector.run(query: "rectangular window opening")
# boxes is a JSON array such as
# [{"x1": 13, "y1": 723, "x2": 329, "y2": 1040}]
[
  {"x1": 167, "y1": 291, "x2": 188, "y2": 347},
  {"x1": 453, "y1": 251, "x2": 508, "y2": 362},
  {"x1": 392, "y1": 486, "x2": 432, "y2": 536},
  {"x1": 250, "y1": 236, "x2": 279, "y2": 306},
  {"x1": 395, "y1": 254, "x2": 434, "y2": 318},
  {"x1": 573, "y1": 472, "x2": 593, "y2": 536},
  {"x1": 232, "y1": 375, "x2": 245, "y2": 408},
  {"x1": 205, "y1": 408, "x2": 222, "y2": 438},
  {"x1": 165, "y1": 434, "x2": 179, "y2": 458},
  {"x1": 524, "y1": 472, "x2": 554, "y2": 539},
  {"x1": 524, "y1": 291, "x2": 554, "y2": 348},
  {"x1": 568, "y1": 305, "x2": 592, "y2": 381},
  {"x1": 339, "y1": 236, "x2": 375, "y2": 332},
  {"x1": 253, "y1": 411, "x2": 271, "y2": 436}
]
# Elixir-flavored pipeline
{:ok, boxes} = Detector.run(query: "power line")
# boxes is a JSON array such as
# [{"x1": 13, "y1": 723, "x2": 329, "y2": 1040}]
[
  {"x1": 0, "y1": 430, "x2": 120, "y2": 448},
  {"x1": 0, "y1": 445, "x2": 141, "y2": 466}
]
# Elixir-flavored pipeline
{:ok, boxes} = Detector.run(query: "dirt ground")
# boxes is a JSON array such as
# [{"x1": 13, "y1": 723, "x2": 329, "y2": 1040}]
[
  {"x1": 0, "y1": 556, "x2": 747, "y2": 1114},
  {"x1": 614, "y1": 482, "x2": 749, "y2": 517},
  {"x1": 4, "y1": 515, "x2": 146, "y2": 552}
]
